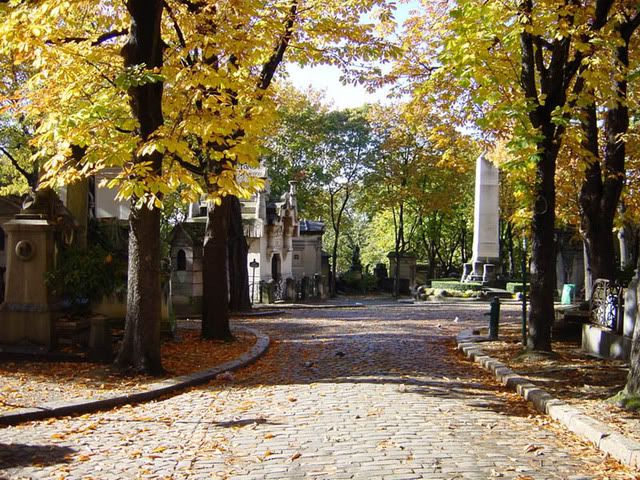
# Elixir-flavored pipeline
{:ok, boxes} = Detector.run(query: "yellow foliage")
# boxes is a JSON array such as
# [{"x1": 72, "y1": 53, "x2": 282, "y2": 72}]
[{"x1": 0, "y1": 0, "x2": 397, "y2": 208}]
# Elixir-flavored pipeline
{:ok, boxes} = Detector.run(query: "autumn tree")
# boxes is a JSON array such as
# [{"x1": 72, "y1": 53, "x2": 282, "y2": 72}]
[
  {"x1": 365, "y1": 105, "x2": 425, "y2": 296},
  {"x1": 262, "y1": 86, "x2": 329, "y2": 217},
  {"x1": 0, "y1": 1, "x2": 169, "y2": 373},
  {"x1": 400, "y1": 0, "x2": 618, "y2": 351},
  {"x1": 2, "y1": 0, "x2": 399, "y2": 359},
  {"x1": 161, "y1": 0, "x2": 396, "y2": 334},
  {"x1": 574, "y1": 6, "x2": 640, "y2": 283},
  {"x1": 264, "y1": 98, "x2": 379, "y2": 293},
  {"x1": 363, "y1": 103, "x2": 475, "y2": 290},
  {"x1": 0, "y1": 46, "x2": 38, "y2": 192}
]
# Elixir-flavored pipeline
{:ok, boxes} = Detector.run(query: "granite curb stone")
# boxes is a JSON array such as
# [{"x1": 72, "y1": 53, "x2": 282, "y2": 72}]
[
  {"x1": 456, "y1": 328, "x2": 640, "y2": 470},
  {"x1": 0, "y1": 325, "x2": 269, "y2": 426}
]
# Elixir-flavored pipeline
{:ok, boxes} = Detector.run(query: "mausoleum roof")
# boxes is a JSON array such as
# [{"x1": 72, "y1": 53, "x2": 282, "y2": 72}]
[
  {"x1": 171, "y1": 221, "x2": 206, "y2": 245},
  {"x1": 299, "y1": 220, "x2": 324, "y2": 234}
]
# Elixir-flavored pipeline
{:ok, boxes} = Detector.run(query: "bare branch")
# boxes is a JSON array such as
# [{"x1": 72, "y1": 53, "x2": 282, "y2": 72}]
[
  {"x1": 0, "y1": 146, "x2": 35, "y2": 187},
  {"x1": 173, "y1": 0, "x2": 204, "y2": 13},
  {"x1": 174, "y1": 156, "x2": 204, "y2": 176},
  {"x1": 164, "y1": 0, "x2": 187, "y2": 48},
  {"x1": 46, "y1": 29, "x2": 128, "y2": 47},
  {"x1": 258, "y1": 0, "x2": 298, "y2": 91}
]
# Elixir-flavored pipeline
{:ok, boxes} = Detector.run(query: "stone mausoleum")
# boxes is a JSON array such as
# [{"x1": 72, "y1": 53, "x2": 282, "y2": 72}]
[{"x1": 170, "y1": 170, "x2": 326, "y2": 314}]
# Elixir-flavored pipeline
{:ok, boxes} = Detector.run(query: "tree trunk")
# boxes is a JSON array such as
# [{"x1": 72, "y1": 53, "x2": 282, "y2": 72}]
[
  {"x1": 624, "y1": 277, "x2": 640, "y2": 395},
  {"x1": 116, "y1": 200, "x2": 163, "y2": 373},
  {"x1": 461, "y1": 221, "x2": 467, "y2": 264},
  {"x1": 202, "y1": 199, "x2": 233, "y2": 340},
  {"x1": 393, "y1": 203, "x2": 404, "y2": 297},
  {"x1": 114, "y1": 0, "x2": 165, "y2": 374},
  {"x1": 578, "y1": 28, "x2": 630, "y2": 283},
  {"x1": 331, "y1": 232, "x2": 339, "y2": 298},
  {"x1": 527, "y1": 140, "x2": 557, "y2": 352},
  {"x1": 578, "y1": 102, "x2": 617, "y2": 282},
  {"x1": 66, "y1": 146, "x2": 88, "y2": 248},
  {"x1": 506, "y1": 221, "x2": 515, "y2": 277},
  {"x1": 66, "y1": 179, "x2": 88, "y2": 248},
  {"x1": 329, "y1": 188, "x2": 350, "y2": 298},
  {"x1": 227, "y1": 196, "x2": 251, "y2": 312}
]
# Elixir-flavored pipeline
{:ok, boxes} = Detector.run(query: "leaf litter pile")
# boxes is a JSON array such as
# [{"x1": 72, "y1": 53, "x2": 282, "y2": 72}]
[
  {"x1": 0, "y1": 327, "x2": 256, "y2": 414},
  {"x1": 480, "y1": 325, "x2": 640, "y2": 445}
]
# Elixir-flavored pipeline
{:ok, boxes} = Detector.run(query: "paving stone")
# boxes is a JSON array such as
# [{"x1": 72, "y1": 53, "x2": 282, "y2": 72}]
[{"x1": 0, "y1": 302, "x2": 628, "y2": 479}]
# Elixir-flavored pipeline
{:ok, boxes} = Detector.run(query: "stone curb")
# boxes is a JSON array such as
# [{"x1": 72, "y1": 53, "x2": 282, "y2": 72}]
[
  {"x1": 456, "y1": 329, "x2": 640, "y2": 470},
  {"x1": 0, "y1": 326, "x2": 269, "y2": 426}
]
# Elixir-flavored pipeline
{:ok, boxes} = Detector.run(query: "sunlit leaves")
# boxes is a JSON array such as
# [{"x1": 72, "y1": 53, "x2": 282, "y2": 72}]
[{"x1": 1, "y1": 0, "x2": 397, "y2": 210}]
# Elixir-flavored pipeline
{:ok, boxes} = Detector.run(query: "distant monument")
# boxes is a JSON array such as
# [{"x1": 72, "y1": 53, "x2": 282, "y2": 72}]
[
  {"x1": 462, "y1": 153, "x2": 500, "y2": 283},
  {"x1": 349, "y1": 246, "x2": 363, "y2": 280}
]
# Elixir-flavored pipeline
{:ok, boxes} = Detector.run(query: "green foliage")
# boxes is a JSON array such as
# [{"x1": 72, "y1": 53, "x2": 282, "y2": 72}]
[
  {"x1": 0, "y1": 114, "x2": 35, "y2": 194},
  {"x1": 339, "y1": 271, "x2": 378, "y2": 293},
  {"x1": 430, "y1": 280, "x2": 483, "y2": 292},
  {"x1": 506, "y1": 282, "x2": 528, "y2": 294},
  {"x1": 47, "y1": 246, "x2": 126, "y2": 309},
  {"x1": 418, "y1": 287, "x2": 478, "y2": 299},
  {"x1": 264, "y1": 91, "x2": 378, "y2": 275},
  {"x1": 608, "y1": 391, "x2": 640, "y2": 411}
]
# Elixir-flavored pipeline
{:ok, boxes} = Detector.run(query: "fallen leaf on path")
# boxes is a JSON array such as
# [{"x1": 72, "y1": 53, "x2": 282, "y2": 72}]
[{"x1": 288, "y1": 452, "x2": 301, "y2": 462}]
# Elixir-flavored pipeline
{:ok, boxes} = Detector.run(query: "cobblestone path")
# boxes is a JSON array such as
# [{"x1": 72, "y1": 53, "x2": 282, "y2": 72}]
[{"x1": 0, "y1": 302, "x2": 630, "y2": 479}]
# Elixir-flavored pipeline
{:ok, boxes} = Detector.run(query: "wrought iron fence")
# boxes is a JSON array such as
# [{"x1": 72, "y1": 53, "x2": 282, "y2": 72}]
[
  {"x1": 590, "y1": 278, "x2": 624, "y2": 333},
  {"x1": 273, "y1": 278, "x2": 286, "y2": 302}
]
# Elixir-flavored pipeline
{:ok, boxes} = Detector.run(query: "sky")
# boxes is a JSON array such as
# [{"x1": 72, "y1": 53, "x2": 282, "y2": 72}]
[
  {"x1": 286, "y1": 1, "x2": 420, "y2": 110},
  {"x1": 286, "y1": 64, "x2": 392, "y2": 110}
]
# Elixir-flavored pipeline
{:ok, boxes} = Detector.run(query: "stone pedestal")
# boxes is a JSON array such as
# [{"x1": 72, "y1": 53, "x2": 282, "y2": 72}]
[
  {"x1": 0, "y1": 218, "x2": 58, "y2": 350},
  {"x1": 470, "y1": 261, "x2": 484, "y2": 281},
  {"x1": 482, "y1": 264, "x2": 496, "y2": 283},
  {"x1": 461, "y1": 263, "x2": 472, "y2": 283}
]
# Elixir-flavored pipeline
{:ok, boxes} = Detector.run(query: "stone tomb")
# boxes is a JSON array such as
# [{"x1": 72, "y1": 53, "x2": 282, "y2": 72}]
[
  {"x1": 582, "y1": 271, "x2": 637, "y2": 361},
  {"x1": 387, "y1": 252, "x2": 417, "y2": 294},
  {"x1": 0, "y1": 218, "x2": 58, "y2": 350},
  {"x1": 171, "y1": 172, "x2": 326, "y2": 309}
]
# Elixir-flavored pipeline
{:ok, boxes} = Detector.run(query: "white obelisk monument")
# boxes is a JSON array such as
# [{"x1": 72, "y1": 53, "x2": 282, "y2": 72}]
[{"x1": 465, "y1": 153, "x2": 500, "y2": 282}]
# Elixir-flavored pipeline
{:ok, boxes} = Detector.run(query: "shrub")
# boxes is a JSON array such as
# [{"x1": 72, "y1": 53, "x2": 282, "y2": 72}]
[
  {"x1": 339, "y1": 271, "x2": 378, "y2": 293},
  {"x1": 47, "y1": 246, "x2": 126, "y2": 310},
  {"x1": 430, "y1": 280, "x2": 484, "y2": 292}
]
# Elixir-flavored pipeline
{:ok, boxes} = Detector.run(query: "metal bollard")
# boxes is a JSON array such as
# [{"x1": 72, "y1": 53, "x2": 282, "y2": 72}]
[{"x1": 486, "y1": 297, "x2": 500, "y2": 339}]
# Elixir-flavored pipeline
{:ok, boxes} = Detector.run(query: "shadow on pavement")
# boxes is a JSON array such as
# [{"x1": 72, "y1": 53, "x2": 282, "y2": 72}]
[
  {"x1": 0, "y1": 443, "x2": 75, "y2": 469},
  {"x1": 218, "y1": 304, "x2": 536, "y2": 418}
]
